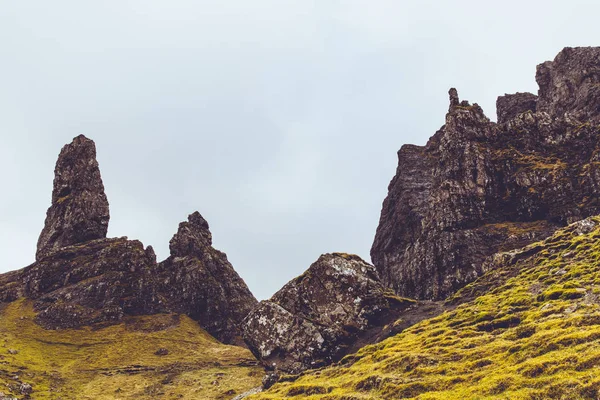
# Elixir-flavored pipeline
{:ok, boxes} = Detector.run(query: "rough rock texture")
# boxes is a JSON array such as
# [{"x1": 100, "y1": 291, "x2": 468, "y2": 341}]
[
  {"x1": 4, "y1": 238, "x2": 158, "y2": 328},
  {"x1": 372, "y1": 46, "x2": 600, "y2": 300},
  {"x1": 0, "y1": 136, "x2": 256, "y2": 345},
  {"x1": 156, "y1": 212, "x2": 258, "y2": 345},
  {"x1": 496, "y1": 92, "x2": 537, "y2": 124},
  {"x1": 242, "y1": 253, "x2": 415, "y2": 374},
  {"x1": 36, "y1": 135, "x2": 110, "y2": 261}
]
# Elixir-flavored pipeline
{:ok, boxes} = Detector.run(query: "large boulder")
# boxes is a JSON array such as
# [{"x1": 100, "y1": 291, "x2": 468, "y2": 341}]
[
  {"x1": 242, "y1": 253, "x2": 415, "y2": 374},
  {"x1": 371, "y1": 47, "x2": 600, "y2": 300}
]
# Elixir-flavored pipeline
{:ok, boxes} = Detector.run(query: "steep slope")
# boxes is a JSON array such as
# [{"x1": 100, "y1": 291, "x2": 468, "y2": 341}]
[
  {"x1": 251, "y1": 217, "x2": 600, "y2": 399},
  {"x1": 0, "y1": 299, "x2": 262, "y2": 399},
  {"x1": 372, "y1": 46, "x2": 600, "y2": 300}
]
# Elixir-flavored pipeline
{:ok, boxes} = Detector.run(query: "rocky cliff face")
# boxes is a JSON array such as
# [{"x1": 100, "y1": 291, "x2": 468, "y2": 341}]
[
  {"x1": 372, "y1": 46, "x2": 600, "y2": 300},
  {"x1": 242, "y1": 253, "x2": 416, "y2": 374},
  {"x1": 0, "y1": 135, "x2": 256, "y2": 345}
]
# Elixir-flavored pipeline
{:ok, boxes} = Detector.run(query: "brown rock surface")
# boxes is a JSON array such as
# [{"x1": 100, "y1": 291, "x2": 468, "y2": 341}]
[
  {"x1": 156, "y1": 212, "x2": 258, "y2": 345},
  {"x1": 242, "y1": 253, "x2": 416, "y2": 374},
  {"x1": 372, "y1": 47, "x2": 600, "y2": 300},
  {"x1": 36, "y1": 135, "x2": 110, "y2": 261}
]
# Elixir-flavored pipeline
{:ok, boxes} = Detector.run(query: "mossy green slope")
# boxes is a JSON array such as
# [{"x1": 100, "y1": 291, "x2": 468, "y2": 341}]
[
  {"x1": 0, "y1": 300, "x2": 262, "y2": 399},
  {"x1": 252, "y1": 217, "x2": 600, "y2": 399}
]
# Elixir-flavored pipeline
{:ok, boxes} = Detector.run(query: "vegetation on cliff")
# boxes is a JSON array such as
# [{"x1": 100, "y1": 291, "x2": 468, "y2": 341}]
[{"x1": 251, "y1": 217, "x2": 600, "y2": 399}]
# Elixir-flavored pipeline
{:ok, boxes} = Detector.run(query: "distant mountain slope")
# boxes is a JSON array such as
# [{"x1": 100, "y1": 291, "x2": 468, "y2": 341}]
[
  {"x1": 252, "y1": 217, "x2": 600, "y2": 399},
  {"x1": 0, "y1": 299, "x2": 261, "y2": 399}
]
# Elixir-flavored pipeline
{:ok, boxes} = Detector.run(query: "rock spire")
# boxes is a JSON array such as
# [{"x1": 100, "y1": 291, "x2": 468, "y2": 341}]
[{"x1": 36, "y1": 135, "x2": 109, "y2": 260}]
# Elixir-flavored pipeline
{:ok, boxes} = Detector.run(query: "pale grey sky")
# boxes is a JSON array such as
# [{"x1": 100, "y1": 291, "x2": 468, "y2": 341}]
[{"x1": 1, "y1": 1, "x2": 599, "y2": 300}]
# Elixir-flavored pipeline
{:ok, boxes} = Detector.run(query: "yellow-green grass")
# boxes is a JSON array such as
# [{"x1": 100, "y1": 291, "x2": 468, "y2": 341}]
[
  {"x1": 0, "y1": 300, "x2": 262, "y2": 399},
  {"x1": 252, "y1": 217, "x2": 600, "y2": 399}
]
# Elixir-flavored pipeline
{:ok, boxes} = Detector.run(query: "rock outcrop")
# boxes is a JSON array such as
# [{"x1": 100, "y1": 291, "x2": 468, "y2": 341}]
[
  {"x1": 36, "y1": 135, "x2": 110, "y2": 260},
  {"x1": 0, "y1": 136, "x2": 256, "y2": 345},
  {"x1": 242, "y1": 253, "x2": 416, "y2": 374},
  {"x1": 156, "y1": 212, "x2": 258, "y2": 345},
  {"x1": 372, "y1": 46, "x2": 600, "y2": 300},
  {"x1": 11, "y1": 238, "x2": 157, "y2": 329},
  {"x1": 536, "y1": 47, "x2": 600, "y2": 123}
]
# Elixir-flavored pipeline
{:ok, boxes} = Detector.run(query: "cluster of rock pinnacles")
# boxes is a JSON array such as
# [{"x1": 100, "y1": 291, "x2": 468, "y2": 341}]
[{"x1": 2, "y1": 46, "x2": 600, "y2": 384}]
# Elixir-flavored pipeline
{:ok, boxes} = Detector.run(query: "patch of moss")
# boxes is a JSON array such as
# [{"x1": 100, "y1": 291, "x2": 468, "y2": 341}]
[
  {"x1": 0, "y1": 300, "x2": 261, "y2": 399},
  {"x1": 251, "y1": 217, "x2": 600, "y2": 399}
]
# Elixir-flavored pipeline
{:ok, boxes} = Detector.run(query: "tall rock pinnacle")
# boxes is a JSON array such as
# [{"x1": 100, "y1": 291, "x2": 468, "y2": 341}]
[
  {"x1": 242, "y1": 253, "x2": 416, "y2": 374},
  {"x1": 36, "y1": 135, "x2": 110, "y2": 260}
]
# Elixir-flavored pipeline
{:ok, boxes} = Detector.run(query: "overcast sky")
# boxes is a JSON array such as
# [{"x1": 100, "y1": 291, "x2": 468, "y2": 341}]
[{"x1": 1, "y1": 1, "x2": 599, "y2": 300}]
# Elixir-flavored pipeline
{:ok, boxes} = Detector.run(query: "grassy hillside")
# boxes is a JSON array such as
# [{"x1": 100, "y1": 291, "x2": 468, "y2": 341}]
[
  {"x1": 251, "y1": 217, "x2": 600, "y2": 399},
  {"x1": 0, "y1": 300, "x2": 262, "y2": 399}
]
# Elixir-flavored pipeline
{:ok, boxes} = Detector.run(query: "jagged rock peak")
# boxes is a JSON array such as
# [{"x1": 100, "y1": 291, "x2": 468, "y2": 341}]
[
  {"x1": 157, "y1": 211, "x2": 257, "y2": 345},
  {"x1": 445, "y1": 88, "x2": 488, "y2": 124},
  {"x1": 36, "y1": 135, "x2": 110, "y2": 260},
  {"x1": 169, "y1": 211, "x2": 213, "y2": 257}
]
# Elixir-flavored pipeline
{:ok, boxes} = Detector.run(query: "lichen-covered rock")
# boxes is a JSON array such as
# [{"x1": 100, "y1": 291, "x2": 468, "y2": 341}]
[
  {"x1": 372, "y1": 47, "x2": 600, "y2": 300},
  {"x1": 156, "y1": 212, "x2": 258, "y2": 345},
  {"x1": 36, "y1": 135, "x2": 110, "y2": 260},
  {"x1": 242, "y1": 253, "x2": 414, "y2": 374}
]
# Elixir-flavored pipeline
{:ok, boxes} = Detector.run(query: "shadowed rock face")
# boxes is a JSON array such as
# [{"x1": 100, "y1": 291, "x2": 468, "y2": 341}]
[
  {"x1": 36, "y1": 135, "x2": 110, "y2": 261},
  {"x1": 242, "y1": 253, "x2": 415, "y2": 374},
  {"x1": 1, "y1": 136, "x2": 256, "y2": 345},
  {"x1": 372, "y1": 46, "x2": 600, "y2": 301},
  {"x1": 156, "y1": 212, "x2": 258, "y2": 345}
]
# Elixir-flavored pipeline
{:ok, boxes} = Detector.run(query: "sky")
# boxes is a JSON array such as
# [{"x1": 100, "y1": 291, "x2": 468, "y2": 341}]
[{"x1": 1, "y1": 1, "x2": 599, "y2": 300}]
